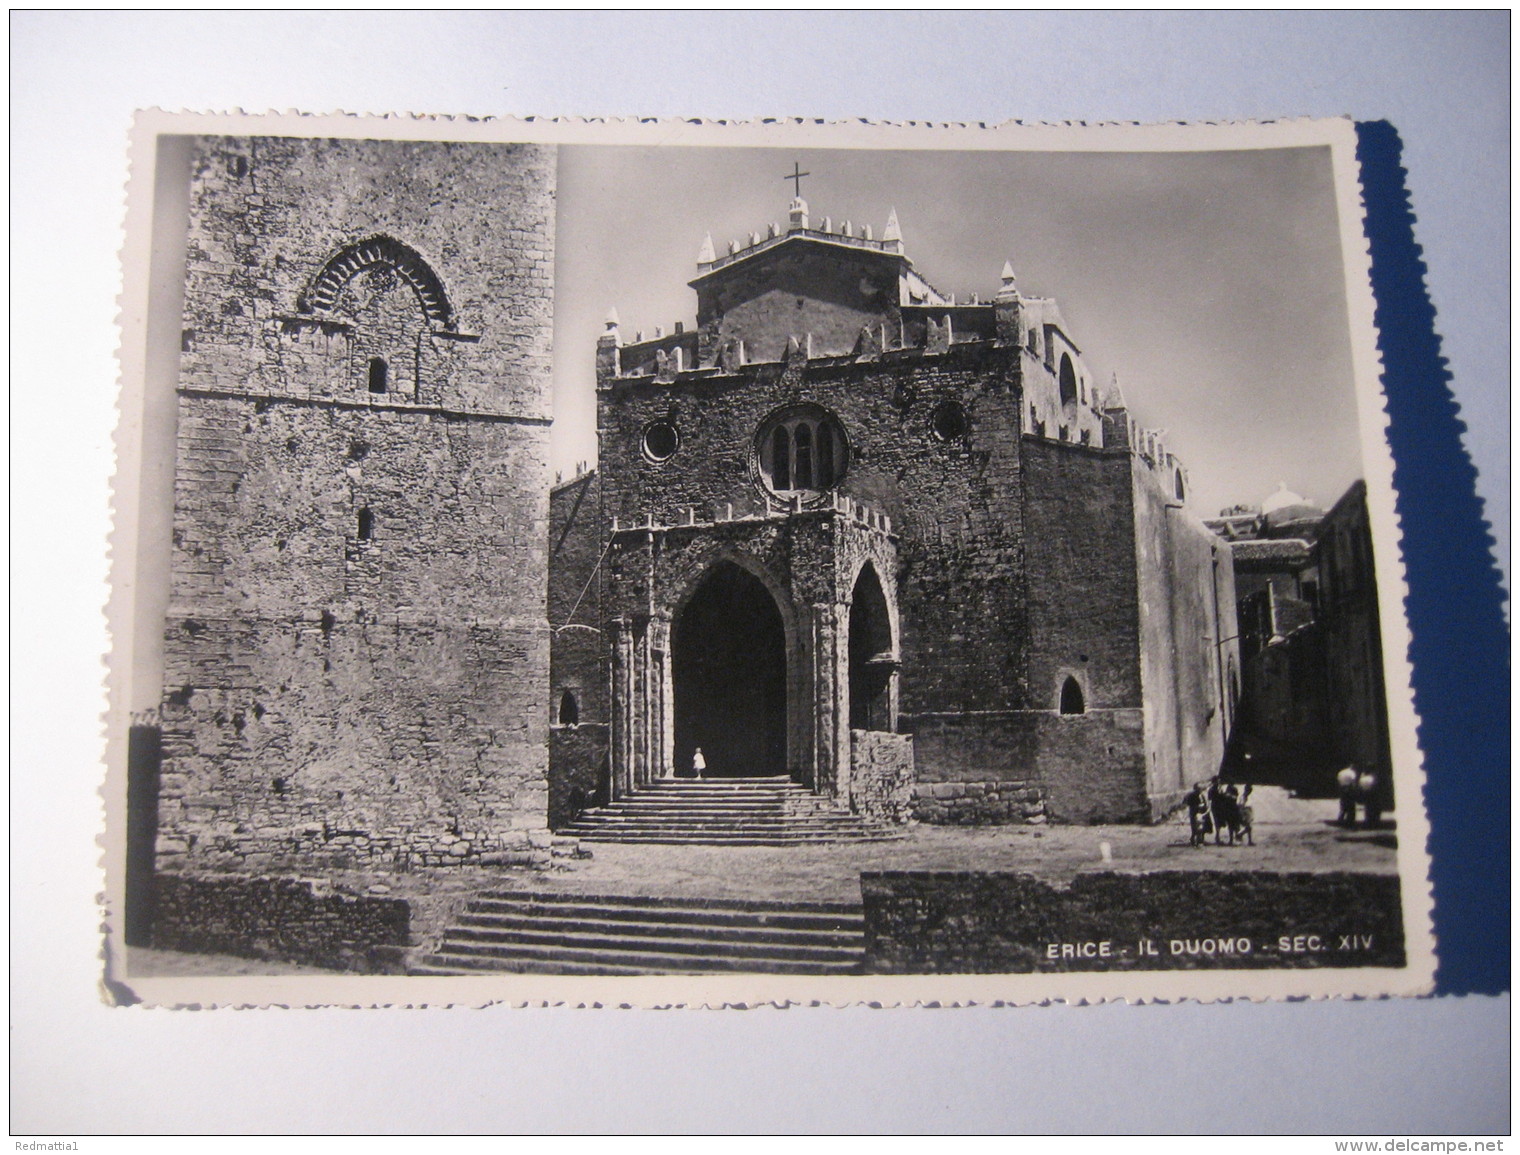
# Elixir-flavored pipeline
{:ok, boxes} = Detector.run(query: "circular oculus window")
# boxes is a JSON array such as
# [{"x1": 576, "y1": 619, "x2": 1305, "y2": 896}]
[
  {"x1": 642, "y1": 420, "x2": 680, "y2": 462},
  {"x1": 931, "y1": 400, "x2": 968, "y2": 442},
  {"x1": 755, "y1": 404, "x2": 849, "y2": 497}
]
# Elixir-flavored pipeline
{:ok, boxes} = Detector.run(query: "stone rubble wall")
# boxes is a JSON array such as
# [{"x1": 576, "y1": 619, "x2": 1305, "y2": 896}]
[
  {"x1": 149, "y1": 873, "x2": 413, "y2": 974},
  {"x1": 159, "y1": 137, "x2": 557, "y2": 872},
  {"x1": 862, "y1": 870, "x2": 1406, "y2": 973},
  {"x1": 848, "y1": 729, "x2": 914, "y2": 823}
]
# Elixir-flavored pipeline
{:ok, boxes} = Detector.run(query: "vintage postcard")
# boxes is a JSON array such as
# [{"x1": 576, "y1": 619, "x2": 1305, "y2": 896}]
[{"x1": 105, "y1": 112, "x2": 1434, "y2": 1006}]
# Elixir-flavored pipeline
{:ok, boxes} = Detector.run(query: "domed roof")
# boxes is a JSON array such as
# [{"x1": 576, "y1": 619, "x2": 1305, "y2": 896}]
[
  {"x1": 1261, "y1": 482, "x2": 1309, "y2": 514},
  {"x1": 1261, "y1": 482, "x2": 1324, "y2": 529}
]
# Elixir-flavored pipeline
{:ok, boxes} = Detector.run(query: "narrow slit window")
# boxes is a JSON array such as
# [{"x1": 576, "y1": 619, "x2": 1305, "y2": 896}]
[
  {"x1": 1059, "y1": 676, "x2": 1085, "y2": 715},
  {"x1": 368, "y1": 357, "x2": 388, "y2": 394},
  {"x1": 558, "y1": 689, "x2": 579, "y2": 726},
  {"x1": 357, "y1": 507, "x2": 374, "y2": 540},
  {"x1": 815, "y1": 422, "x2": 834, "y2": 488},
  {"x1": 793, "y1": 422, "x2": 813, "y2": 489},
  {"x1": 771, "y1": 426, "x2": 791, "y2": 491}
]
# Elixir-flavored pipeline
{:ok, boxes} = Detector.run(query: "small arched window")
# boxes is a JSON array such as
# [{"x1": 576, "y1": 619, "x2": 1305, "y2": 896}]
[
  {"x1": 368, "y1": 357, "x2": 388, "y2": 394},
  {"x1": 558, "y1": 690, "x2": 579, "y2": 726},
  {"x1": 357, "y1": 507, "x2": 374, "y2": 540},
  {"x1": 1058, "y1": 353, "x2": 1078, "y2": 408},
  {"x1": 1059, "y1": 676, "x2": 1085, "y2": 715},
  {"x1": 1174, "y1": 470, "x2": 1186, "y2": 501}
]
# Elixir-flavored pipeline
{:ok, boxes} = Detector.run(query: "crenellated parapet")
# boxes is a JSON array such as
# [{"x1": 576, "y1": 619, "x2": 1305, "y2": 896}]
[
  {"x1": 601, "y1": 208, "x2": 1197, "y2": 504},
  {"x1": 609, "y1": 490, "x2": 895, "y2": 540}
]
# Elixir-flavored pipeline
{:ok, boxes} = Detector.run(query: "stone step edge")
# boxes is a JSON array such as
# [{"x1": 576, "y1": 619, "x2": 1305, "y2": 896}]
[
  {"x1": 431, "y1": 942, "x2": 864, "y2": 973},
  {"x1": 472, "y1": 890, "x2": 864, "y2": 915},
  {"x1": 567, "y1": 834, "x2": 903, "y2": 845},
  {"x1": 440, "y1": 929, "x2": 863, "y2": 962},
  {"x1": 448, "y1": 920, "x2": 863, "y2": 948},
  {"x1": 461, "y1": 904, "x2": 862, "y2": 929},
  {"x1": 413, "y1": 953, "x2": 859, "y2": 977}
]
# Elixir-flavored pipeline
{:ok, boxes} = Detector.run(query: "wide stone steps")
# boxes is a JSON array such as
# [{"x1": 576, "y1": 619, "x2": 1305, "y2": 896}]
[
  {"x1": 414, "y1": 891, "x2": 867, "y2": 975},
  {"x1": 560, "y1": 776, "x2": 900, "y2": 845}
]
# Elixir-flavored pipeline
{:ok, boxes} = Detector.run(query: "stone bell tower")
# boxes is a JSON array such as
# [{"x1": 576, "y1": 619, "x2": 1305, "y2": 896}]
[{"x1": 157, "y1": 137, "x2": 558, "y2": 873}]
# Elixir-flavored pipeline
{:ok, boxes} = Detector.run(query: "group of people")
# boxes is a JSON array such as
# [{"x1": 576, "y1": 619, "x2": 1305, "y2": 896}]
[
  {"x1": 1336, "y1": 766, "x2": 1385, "y2": 828},
  {"x1": 1185, "y1": 778, "x2": 1255, "y2": 847}
]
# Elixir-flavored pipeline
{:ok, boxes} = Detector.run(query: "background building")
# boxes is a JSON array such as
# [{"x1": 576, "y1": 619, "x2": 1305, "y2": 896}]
[{"x1": 1209, "y1": 481, "x2": 1393, "y2": 808}]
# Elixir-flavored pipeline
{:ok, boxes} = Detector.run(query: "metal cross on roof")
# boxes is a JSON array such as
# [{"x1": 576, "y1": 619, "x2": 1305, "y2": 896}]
[{"x1": 783, "y1": 161, "x2": 810, "y2": 199}]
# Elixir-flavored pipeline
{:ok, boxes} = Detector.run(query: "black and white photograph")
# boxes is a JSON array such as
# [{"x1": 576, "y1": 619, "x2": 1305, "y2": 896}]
[
  {"x1": 106, "y1": 114, "x2": 1430, "y2": 1004},
  {"x1": 13, "y1": 11, "x2": 1509, "y2": 1140}
]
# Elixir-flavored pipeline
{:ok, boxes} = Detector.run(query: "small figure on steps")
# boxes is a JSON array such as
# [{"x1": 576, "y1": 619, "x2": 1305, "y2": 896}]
[{"x1": 692, "y1": 747, "x2": 707, "y2": 779}]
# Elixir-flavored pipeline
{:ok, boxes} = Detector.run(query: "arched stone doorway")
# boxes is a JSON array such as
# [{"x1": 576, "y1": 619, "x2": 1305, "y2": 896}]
[
  {"x1": 672, "y1": 561, "x2": 789, "y2": 778},
  {"x1": 849, "y1": 563, "x2": 896, "y2": 732}
]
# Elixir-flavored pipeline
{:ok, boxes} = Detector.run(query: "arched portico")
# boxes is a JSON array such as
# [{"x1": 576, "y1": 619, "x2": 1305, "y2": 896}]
[
  {"x1": 672, "y1": 561, "x2": 789, "y2": 778},
  {"x1": 609, "y1": 544, "x2": 816, "y2": 796}
]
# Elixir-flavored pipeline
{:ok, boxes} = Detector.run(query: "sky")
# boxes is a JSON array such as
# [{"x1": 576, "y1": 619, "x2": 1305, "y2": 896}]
[{"x1": 551, "y1": 143, "x2": 1364, "y2": 518}]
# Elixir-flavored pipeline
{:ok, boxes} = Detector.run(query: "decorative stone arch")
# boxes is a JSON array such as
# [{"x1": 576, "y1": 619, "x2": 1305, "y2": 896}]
[
  {"x1": 667, "y1": 551, "x2": 801, "y2": 782},
  {"x1": 663, "y1": 541, "x2": 802, "y2": 644},
  {"x1": 300, "y1": 235, "x2": 455, "y2": 330}
]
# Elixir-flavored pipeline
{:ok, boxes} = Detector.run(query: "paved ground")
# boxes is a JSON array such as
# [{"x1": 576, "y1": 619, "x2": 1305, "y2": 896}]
[
  {"x1": 124, "y1": 787, "x2": 1397, "y2": 976},
  {"x1": 486, "y1": 788, "x2": 1397, "y2": 905}
]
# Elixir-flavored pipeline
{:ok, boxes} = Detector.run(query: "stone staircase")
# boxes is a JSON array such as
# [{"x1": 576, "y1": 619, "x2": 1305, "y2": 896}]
[
  {"x1": 412, "y1": 891, "x2": 866, "y2": 975},
  {"x1": 557, "y1": 776, "x2": 901, "y2": 845}
]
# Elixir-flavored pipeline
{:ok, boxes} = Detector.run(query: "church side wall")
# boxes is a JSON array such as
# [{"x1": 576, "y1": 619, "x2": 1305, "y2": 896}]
[
  {"x1": 158, "y1": 138, "x2": 555, "y2": 872},
  {"x1": 1132, "y1": 461, "x2": 1235, "y2": 817},
  {"x1": 1017, "y1": 436, "x2": 1150, "y2": 823}
]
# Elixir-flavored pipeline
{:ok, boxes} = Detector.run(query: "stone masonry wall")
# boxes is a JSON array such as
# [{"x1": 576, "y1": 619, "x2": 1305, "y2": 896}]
[
  {"x1": 1132, "y1": 458, "x2": 1237, "y2": 815},
  {"x1": 908, "y1": 710, "x2": 1151, "y2": 825},
  {"x1": 160, "y1": 137, "x2": 556, "y2": 872},
  {"x1": 598, "y1": 343, "x2": 1030, "y2": 722},
  {"x1": 848, "y1": 729, "x2": 914, "y2": 823},
  {"x1": 150, "y1": 872, "x2": 412, "y2": 974},
  {"x1": 862, "y1": 870, "x2": 1406, "y2": 973}
]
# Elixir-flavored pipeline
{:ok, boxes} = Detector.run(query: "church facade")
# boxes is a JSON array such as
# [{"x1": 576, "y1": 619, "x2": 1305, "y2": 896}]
[
  {"x1": 549, "y1": 195, "x2": 1238, "y2": 829},
  {"x1": 151, "y1": 142, "x2": 1239, "y2": 886}
]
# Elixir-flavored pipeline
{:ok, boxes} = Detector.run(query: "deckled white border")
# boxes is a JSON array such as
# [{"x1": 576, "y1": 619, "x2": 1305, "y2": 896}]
[{"x1": 106, "y1": 110, "x2": 1435, "y2": 1008}]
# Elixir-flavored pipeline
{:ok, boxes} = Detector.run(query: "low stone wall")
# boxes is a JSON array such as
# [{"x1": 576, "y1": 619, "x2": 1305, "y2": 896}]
[
  {"x1": 549, "y1": 723, "x2": 610, "y2": 830},
  {"x1": 849, "y1": 729, "x2": 915, "y2": 823},
  {"x1": 861, "y1": 870, "x2": 1405, "y2": 973},
  {"x1": 150, "y1": 873, "x2": 413, "y2": 973},
  {"x1": 912, "y1": 780, "x2": 1046, "y2": 824}
]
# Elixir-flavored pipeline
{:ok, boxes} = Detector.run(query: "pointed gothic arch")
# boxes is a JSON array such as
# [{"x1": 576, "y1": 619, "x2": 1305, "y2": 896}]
[
  {"x1": 671, "y1": 560, "x2": 789, "y2": 778},
  {"x1": 300, "y1": 235, "x2": 455, "y2": 329},
  {"x1": 848, "y1": 561, "x2": 898, "y2": 732}
]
